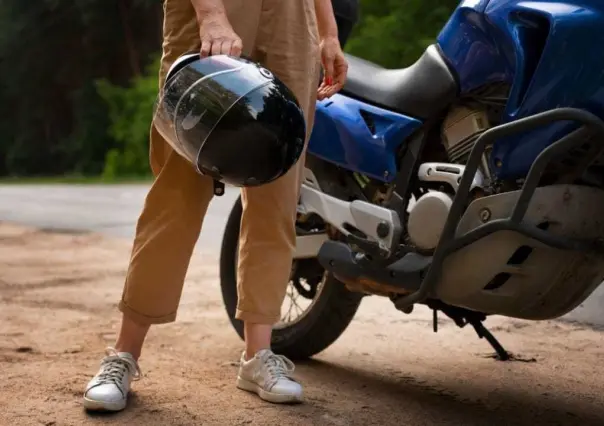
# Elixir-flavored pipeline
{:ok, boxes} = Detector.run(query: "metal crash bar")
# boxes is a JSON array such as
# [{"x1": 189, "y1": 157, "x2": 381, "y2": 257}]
[{"x1": 395, "y1": 107, "x2": 604, "y2": 309}]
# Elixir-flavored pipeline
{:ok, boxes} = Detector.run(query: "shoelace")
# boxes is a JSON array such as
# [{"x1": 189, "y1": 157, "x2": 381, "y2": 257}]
[
  {"x1": 263, "y1": 353, "x2": 296, "y2": 390},
  {"x1": 96, "y1": 347, "x2": 141, "y2": 387}
]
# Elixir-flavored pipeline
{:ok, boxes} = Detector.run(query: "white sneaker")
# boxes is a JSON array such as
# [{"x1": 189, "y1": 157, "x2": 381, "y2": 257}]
[
  {"x1": 236, "y1": 349, "x2": 303, "y2": 404},
  {"x1": 83, "y1": 348, "x2": 141, "y2": 412}
]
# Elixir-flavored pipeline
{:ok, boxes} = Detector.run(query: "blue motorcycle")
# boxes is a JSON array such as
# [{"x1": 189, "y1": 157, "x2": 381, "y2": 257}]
[{"x1": 220, "y1": 0, "x2": 604, "y2": 360}]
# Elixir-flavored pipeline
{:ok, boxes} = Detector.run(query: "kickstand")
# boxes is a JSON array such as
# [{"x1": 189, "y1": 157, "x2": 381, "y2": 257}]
[
  {"x1": 424, "y1": 301, "x2": 512, "y2": 361},
  {"x1": 470, "y1": 320, "x2": 510, "y2": 361}
]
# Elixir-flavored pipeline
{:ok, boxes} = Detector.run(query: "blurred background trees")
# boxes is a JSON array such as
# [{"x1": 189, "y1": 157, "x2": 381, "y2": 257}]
[{"x1": 0, "y1": 0, "x2": 458, "y2": 179}]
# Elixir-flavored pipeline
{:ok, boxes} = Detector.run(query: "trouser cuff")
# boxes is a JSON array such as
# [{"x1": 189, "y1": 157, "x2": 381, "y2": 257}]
[
  {"x1": 118, "y1": 300, "x2": 177, "y2": 325},
  {"x1": 235, "y1": 309, "x2": 280, "y2": 325}
]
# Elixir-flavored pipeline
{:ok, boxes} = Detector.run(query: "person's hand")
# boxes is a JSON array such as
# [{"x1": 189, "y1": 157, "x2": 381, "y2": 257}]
[
  {"x1": 317, "y1": 36, "x2": 348, "y2": 100},
  {"x1": 198, "y1": 12, "x2": 242, "y2": 57}
]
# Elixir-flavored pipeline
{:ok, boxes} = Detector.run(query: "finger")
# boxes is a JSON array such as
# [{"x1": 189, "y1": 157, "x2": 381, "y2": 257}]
[
  {"x1": 210, "y1": 39, "x2": 223, "y2": 56},
  {"x1": 325, "y1": 82, "x2": 340, "y2": 99},
  {"x1": 316, "y1": 85, "x2": 325, "y2": 99},
  {"x1": 200, "y1": 38, "x2": 212, "y2": 58},
  {"x1": 329, "y1": 80, "x2": 343, "y2": 96},
  {"x1": 317, "y1": 79, "x2": 336, "y2": 98},
  {"x1": 327, "y1": 65, "x2": 347, "y2": 96},
  {"x1": 323, "y1": 88, "x2": 336, "y2": 99},
  {"x1": 333, "y1": 58, "x2": 348, "y2": 84},
  {"x1": 318, "y1": 85, "x2": 330, "y2": 100},
  {"x1": 322, "y1": 55, "x2": 335, "y2": 86},
  {"x1": 318, "y1": 84, "x2": 327, "y2": 95},
  {"x1": 320, "y1": 87, "x2": 333, "y2": 100},
  {"x1": 220, "y1": 39, "x2": 232, "y2": 56},
  {"x1": 230, "y1": 38, "x2": 243, "y2": 57},
  {"x1": 336, "y1": 64, "x2": 348, "y2": 86}
]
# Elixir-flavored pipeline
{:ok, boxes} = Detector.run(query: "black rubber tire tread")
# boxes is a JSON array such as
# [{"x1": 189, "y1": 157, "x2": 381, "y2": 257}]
[{"x1": 219, "y1": 196, "x2": 363, "y2": 360}]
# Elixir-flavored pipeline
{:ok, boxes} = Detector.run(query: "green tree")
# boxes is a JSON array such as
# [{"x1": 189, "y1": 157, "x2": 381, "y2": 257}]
[
  {"x1": 96, "y1": 57, "x2": 160, "y2": 179},
  {"x1": 346, "y1": 0, "x2": 458, "y2": 68},
  {"x1": 0, "y1": 0, "x2": 162, "y2": 177},
  {"x1": 0, "y1": 0, "x2": 460, "y2": 178}
]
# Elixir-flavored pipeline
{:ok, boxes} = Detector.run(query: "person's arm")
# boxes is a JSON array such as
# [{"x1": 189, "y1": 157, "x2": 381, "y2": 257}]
[
  {"x1": 314, "y1": 0, "x2": 340, "y2": 42},
  {"x1": 331, "y1": 0, "x2": 360, "y2": 48},
  {"x1": 314, "y1": 0, "x2": 348, "y2": 99},
  {"x1": 190, "y1": 0, "x2": 226, "y2": 17},
  {"x1": 190, "y1": 0, "x2": 242, "y2": 57}
]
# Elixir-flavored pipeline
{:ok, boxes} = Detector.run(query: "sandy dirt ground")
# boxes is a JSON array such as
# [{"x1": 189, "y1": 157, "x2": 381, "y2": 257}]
[{"x1": 1, "y1": 222, "x2": 604, "y2": 426}]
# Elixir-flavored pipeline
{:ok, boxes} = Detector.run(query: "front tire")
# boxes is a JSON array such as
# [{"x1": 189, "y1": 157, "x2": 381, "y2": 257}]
[{"x1": 219, "y1": 196, "x2": 363, "y2": 360}]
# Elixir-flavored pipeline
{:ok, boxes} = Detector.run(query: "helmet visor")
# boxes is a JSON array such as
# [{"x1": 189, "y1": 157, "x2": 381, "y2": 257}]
[{"x1": 152, "y1": 55, "x2": 276, "y2": 171}]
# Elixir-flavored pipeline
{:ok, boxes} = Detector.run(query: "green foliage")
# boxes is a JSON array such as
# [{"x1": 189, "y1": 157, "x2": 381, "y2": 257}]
[
  {"x1": 0, "y1": 0, "x2": 459, "y2": 178},
  {"x1": 96, "y1": 57, "x2": 160, "y2": 180},
  {"x1": 61, "y1": 81, "x2": 116, "y2": 176},
  {"x1": 346, "y1": 0, "x2": 458, "y2": 68},
  {"x1": 0, "y1": 0, "x2": 162, "y2": 178}
]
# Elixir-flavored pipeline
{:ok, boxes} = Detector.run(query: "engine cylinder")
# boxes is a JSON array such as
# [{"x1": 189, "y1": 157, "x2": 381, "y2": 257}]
[{"x1": 442, "y1": 106, "x2": 490, "y2": 164}]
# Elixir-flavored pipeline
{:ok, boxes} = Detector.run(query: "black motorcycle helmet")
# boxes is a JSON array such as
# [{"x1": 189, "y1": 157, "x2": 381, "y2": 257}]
[{"x1": 153, "y1": 53, "x2": 306, "y2": 186}]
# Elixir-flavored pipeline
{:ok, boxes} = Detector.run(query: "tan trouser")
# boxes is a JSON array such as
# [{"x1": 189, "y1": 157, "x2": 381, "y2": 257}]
[{"x1": 118, "y1": 0, "x2": 321, "y2": 325}]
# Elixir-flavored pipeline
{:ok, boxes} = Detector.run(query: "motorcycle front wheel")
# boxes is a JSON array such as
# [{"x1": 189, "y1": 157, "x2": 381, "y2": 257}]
[{"x1": 219, "y1": 196, "x2": 363, "y2": 360}]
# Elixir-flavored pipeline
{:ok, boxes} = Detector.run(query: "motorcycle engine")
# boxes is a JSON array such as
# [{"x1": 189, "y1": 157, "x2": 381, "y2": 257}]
[
  {"x1": 442, "y1": 105, "x2": 491, "y2": 174},
  {"x1": 406, "y1": 104, "x2": 493, "y2": 252}
]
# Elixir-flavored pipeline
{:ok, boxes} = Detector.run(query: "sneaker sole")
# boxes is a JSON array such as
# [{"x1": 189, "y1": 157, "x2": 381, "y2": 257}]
[
  {"x1": 83, "y1": 396, "x2": 127, "y2": 412},
  {"x1": 236, "y1": 377, "x2": 303, "y2": 404}
]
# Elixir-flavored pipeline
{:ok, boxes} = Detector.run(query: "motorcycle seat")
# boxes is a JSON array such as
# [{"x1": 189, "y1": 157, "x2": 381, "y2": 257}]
[{"x1": 341, "y1": 45, "x2": 458, "y2": 119}]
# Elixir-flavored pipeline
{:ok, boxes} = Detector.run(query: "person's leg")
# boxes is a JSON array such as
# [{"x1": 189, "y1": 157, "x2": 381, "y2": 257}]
[
  {"x1": 232, "y1": 0, "x2": 321, "y2": 403},
  {"x1": 83, "y1": 0, "x2": 215, "y2": 412}
]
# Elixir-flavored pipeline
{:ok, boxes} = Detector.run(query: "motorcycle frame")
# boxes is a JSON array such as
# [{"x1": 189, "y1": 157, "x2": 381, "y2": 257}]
[{"x1": 390, "y1": 107, "x2": 604, "y2": 309}]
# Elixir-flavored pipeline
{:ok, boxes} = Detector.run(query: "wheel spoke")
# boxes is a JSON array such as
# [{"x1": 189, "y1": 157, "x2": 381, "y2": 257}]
[
  {"x1": 290, "y1": 290, "x2": 304, "y2": 314},
  {"x1": 282, "y1": 285, "x2": 296, "y2": 323},
  {"x1": 275, "y1": 261, "x2": 325, "y2": 328}
]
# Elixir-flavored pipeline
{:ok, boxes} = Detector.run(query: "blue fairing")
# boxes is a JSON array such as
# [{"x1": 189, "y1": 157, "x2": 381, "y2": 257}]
[
  {"x1": 309, "y1": 1, "x2": 604, "y2": 183},
  {"x1": 438, "y1": 0, "x2": 510, "y2": 93},
  {"x1": 438, "y1": 0, "x2": 604, "y2": 179},
  {"x1": 307, "y1": 94, "x2": 422, "y2": 182}
]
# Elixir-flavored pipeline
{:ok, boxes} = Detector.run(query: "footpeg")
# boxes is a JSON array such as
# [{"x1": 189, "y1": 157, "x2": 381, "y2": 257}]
[{"x1": 317, "y1": 240, "x2": 432, "y2": 294}]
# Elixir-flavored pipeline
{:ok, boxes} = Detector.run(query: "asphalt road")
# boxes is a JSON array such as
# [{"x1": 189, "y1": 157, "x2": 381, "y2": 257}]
[
  {"x1": 0, "y1": 183, "x2": 602, "y2": 326},
  {"x1": 0, "y1": 183, "x2": 239, "y2": 251}
]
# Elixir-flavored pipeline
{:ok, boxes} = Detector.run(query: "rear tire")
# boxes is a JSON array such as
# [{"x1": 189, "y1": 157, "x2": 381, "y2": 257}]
[{"x1": 219, "y1": 196, "x2": 363, "y2": 360}]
